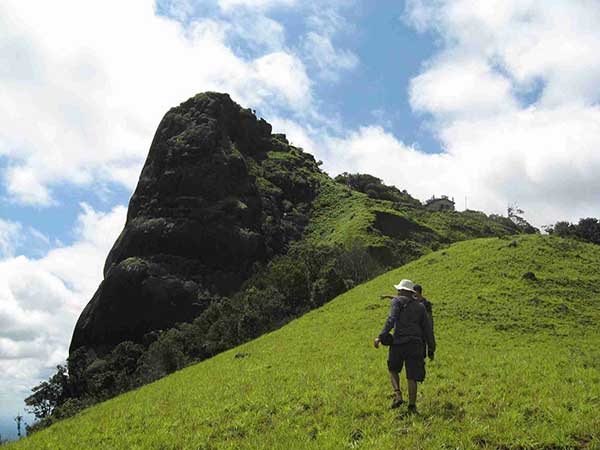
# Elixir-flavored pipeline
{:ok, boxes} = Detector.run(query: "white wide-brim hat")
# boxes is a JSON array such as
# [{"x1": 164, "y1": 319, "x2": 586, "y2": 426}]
[{"x1": 394, "y1": 279, "x2": 415, "y2": 292}]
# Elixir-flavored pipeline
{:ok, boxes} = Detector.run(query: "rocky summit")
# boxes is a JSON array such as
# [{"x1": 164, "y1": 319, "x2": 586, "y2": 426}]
[{"x1": 70, "y1": 93, "x2": 321, "y2": 356}]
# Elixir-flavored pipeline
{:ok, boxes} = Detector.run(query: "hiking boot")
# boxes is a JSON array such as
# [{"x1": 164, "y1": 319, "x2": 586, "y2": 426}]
[
  {"x1": 390, "y1": 394, "x2": 404, "y2": 409},
  {"x1": 407, "y1": 404, "x2": 419, "y2": 415}
]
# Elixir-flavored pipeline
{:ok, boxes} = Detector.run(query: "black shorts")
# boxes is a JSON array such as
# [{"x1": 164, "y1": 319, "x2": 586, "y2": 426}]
[{"x1": 387, "y1": 342, "x2": 426, "y2": 381}]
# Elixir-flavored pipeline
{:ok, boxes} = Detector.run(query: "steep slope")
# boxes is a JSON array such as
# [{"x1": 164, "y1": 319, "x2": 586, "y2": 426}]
[{"x1": 12, "y1": 235, "x2": 599, "y2": 449}]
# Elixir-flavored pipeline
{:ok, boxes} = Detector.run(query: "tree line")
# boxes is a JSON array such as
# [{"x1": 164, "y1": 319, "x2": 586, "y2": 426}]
[{"x1": 544, "y1": 217, "x2": 600, "y2": 245}]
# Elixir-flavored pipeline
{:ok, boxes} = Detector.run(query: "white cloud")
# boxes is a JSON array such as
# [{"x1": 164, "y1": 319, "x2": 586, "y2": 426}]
[
  {"x1": 218, "y1": 0, "x2": 296, "y2": 12},
  {"x1": 228, "y1": 13, "x2": 287, "y2": 51},
  {"x1": 0, "y1": 203, "x2": 126, "y2": 418},
  {"x1": 0, "y1": 0, "x2": 312, "y2": 206},
  {"x1": 270, "y1": 117, "x2": 318, "y2": 154},
  {"x1": 300, "y1": 6, "x2": 358, "y2": 82},
  {"x1": 322, "y1": 125, "x2": 453, "y2": 201},
  {"x1": 410, "y1": 57, "x2": 517, "y2": 119},
  {"x1": 157, "y1": 0, "x2": 196, "y2": 22},
  {"x1": 251, "y1": 52, "x2": 313, "y2": 110},
  {"x1": 301, "y1": 31, "x2": 358, "y2": 82},
  {"x1": 4, "y1": 167, "x2": 54, "y2": 206},
  {"x1": 405, "y1": 0, "x2": 600, "y2": 110}
]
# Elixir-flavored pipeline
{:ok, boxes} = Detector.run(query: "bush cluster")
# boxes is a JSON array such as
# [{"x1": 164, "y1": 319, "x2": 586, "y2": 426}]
[
  {"x1": 334, "y1": 173, "x2": 421, "y2": 207},
  {"x1": 546, "y1": 218, "x2": 600, "y2": 245}
]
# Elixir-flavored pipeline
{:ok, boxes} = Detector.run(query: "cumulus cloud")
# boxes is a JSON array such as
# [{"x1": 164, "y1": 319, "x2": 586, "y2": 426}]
[
  {"x1": 410, "y1": 57, "x2": 518, "y2": 119},
  {"x1": 0, "y1": 203, "x2": 126, "y2": 418},
  {"x1": 251, "y1": 52, "x2": 312, "y2": 109},
  {"x1": 406, "y1": 0, "x2": 600, "y2": 108},
  {"x1": 0, "y1": 0, "x2": 312, "y2": 205}
]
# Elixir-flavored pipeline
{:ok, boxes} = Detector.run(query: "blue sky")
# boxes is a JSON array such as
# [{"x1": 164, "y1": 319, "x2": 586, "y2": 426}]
[{"x1": 3, "y1": 0, "x2": 600, "y2": 439}]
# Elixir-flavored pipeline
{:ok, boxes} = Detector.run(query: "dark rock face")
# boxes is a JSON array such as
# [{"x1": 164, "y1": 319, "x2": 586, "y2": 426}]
[
  {"x1": 373, "y1": 211, "x2": 433, "y2": 240},
  {"x1": 70, "y1": 93, "x2": 321, "y2": 355}
]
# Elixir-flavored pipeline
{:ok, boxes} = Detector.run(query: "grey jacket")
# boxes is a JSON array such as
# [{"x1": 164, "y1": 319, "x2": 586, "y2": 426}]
[{"x1": 378, "y1": 295, "x2": 436, "y2": 354}]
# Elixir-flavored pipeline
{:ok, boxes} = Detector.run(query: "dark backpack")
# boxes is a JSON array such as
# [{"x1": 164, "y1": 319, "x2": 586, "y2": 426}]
[{"x1": 381, "y1": 296, "x2": 413, "y2": 346}]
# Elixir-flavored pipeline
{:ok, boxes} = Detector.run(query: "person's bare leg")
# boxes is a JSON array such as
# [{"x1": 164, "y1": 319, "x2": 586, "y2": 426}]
[
  {"x1": 407, "y1": 379, "x2": 417, "y2": 406},
  {"x1": 389, "y1": 370, "x2": 401, "y2": 394},
  {"x1": 389, "y1": 371, "x2": 403, "y2": 407}
]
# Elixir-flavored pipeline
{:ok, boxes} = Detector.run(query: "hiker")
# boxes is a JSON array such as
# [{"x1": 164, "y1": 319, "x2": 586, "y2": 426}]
[
  {"x1": 374, "y1": 279, "x2": 435, "y2": 414},
  {"x1": 413, "y1": 284, "x2": 434, "y2": 358}
]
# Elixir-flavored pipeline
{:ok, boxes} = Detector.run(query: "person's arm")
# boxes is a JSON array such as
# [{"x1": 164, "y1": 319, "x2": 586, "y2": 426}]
[
  {"x1": 380, "y1": 295, "x2": 394, "y2": 300},
  {"x1": 421, "y1": 307, "x2": 435, "y2": 358},
  {"x1": 378, "y1": 299, "x2": 400, "y2": 339},
  {"x1": 426, "y1": 300, "x2": 434, "y2": 329}
]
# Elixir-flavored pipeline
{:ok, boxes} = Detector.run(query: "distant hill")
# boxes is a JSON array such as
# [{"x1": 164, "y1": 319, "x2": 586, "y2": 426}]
[{"x1": 11, "y1": 235, "x2": 599, "y2": 449}]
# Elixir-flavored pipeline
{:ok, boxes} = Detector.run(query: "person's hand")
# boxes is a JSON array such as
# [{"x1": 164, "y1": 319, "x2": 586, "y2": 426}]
[
  {"x1": 379, "y1": 295, "x2": 386, "y2": 300},
  {"x1": 428, "y1": 353, "x2": 434, "y2": 361},
  {"x1": 373, "y1": 338, "x2": 381, "y2": 349}
]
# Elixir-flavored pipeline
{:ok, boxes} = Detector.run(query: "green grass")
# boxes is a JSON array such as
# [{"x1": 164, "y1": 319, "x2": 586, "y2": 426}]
[
  {"x1": 304, "y1": 178, "x2": 524, "y2": 265},
  {"x1": 10, "y1": 235, "x2": 600, "y2": 449},
  {"x1": 303, "y1": 177, "x2": 384, "y2": 247},
  {"x1": 411, "y1": 209, "x2": 519, "y2": 242}
]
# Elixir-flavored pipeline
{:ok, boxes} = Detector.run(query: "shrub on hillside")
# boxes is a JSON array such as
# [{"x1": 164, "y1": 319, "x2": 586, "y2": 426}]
[
  {"x1": 334, "y1": 173, "x2": 420, "y2": 206},
  {"x1": 574, "y1": 217, "x2": 600, "y2": 244},
  {"x1": 25, "y1": 366, "x2": 69, "y2": 420},
  {"x1": 547, "y1": 218, "x2": 600, "y2": 245},
  {"x1": 548, "y1": 221, "x2": 574, "y2": 237},
  {"x1": 136, "y1": 329, "x2": 189, "y2": 383}
]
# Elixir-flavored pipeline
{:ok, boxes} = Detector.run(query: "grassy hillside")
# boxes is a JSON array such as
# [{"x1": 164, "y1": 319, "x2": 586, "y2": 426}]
[
  {"x1": 304, "y1": 176, "x2": 522, "y2": 267},
  {"x1": 10, "y1": 235, "x2": 600, "y2": 449}
]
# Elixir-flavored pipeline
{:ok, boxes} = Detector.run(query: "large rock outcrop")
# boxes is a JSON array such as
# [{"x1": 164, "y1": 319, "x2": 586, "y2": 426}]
[
  {"x1": 70, "y1": 93, "x2": 321, "y2": 355},
  {"x1": 69, "y1": 92, "x2": 533, "y2": 360}
]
